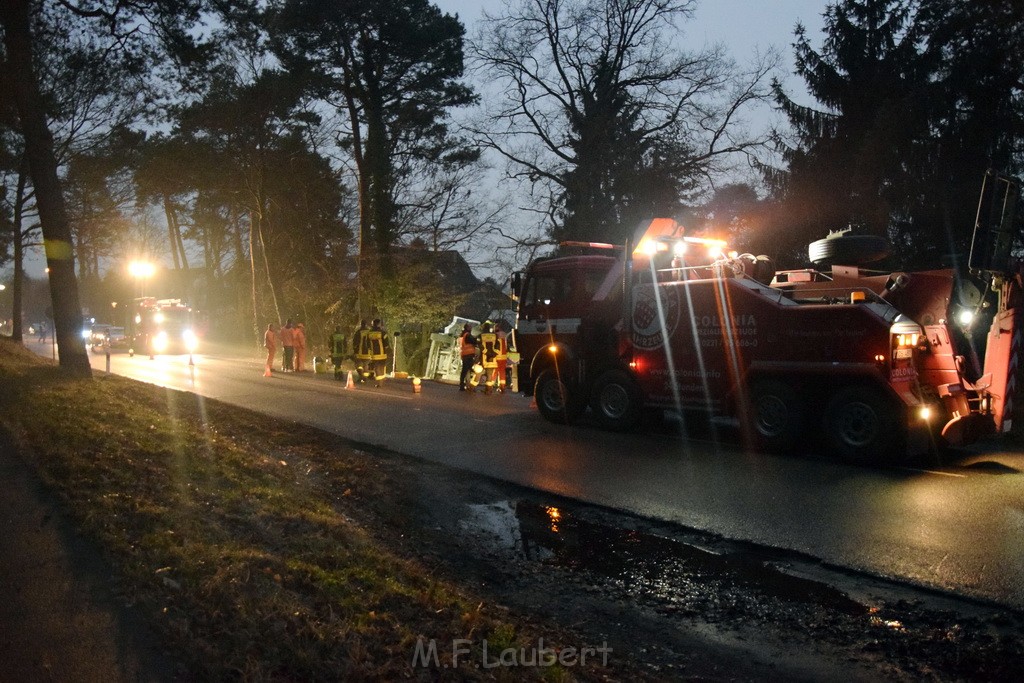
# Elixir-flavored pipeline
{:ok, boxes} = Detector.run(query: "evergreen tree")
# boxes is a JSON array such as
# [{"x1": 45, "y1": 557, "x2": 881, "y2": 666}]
[
  {"x1": 767, "y1": 0, "x2": 933, "y2": 263},
  {"x1": 271, "y1": 0, "x2": 477, "y2": 277},
  {"x1": 767, "y1": 0, "x2": 1023, "y2": 268},
  {"x1": 908, "y1": 0, "x2": 1024, "y2": 266}
]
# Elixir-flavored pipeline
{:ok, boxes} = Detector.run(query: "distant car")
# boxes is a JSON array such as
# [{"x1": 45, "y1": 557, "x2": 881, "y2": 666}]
[
  {"x1": 91, "y1": 326, "x2": 129, "y2": 353},
  {"x1": 80, "y1": 316, "x2": 97, "y2": 341},
  {"x1": 88, "y1": 324, "x2": 112, "y2": 347}
]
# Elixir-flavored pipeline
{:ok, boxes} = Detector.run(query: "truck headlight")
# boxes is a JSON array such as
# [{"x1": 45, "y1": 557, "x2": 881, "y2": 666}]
[
  {"x1": 152, "y1": 331, "x2": 169, "y2": 352},
  {"x1": 183, "y1": 329, "x2": 198, "y2": 352},
  {"x1": 896, "y1": 333, "x2": 919, "y2": 348}
]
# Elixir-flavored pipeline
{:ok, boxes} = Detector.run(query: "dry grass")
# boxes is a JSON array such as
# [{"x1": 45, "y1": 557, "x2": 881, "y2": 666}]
[{"x1": 0, "y1": 339, "x2": 598, "y2": 681}]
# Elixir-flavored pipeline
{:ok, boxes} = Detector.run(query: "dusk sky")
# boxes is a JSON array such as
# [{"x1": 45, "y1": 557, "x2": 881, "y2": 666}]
[{"x1": 434, "y1": 0, "x2": 832, "y2": 97}]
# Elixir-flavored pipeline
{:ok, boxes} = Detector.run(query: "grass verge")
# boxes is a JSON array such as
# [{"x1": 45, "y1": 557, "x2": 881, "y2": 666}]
[{"x1": 0, "y1": 339, "x2": 606, "y2": 681}]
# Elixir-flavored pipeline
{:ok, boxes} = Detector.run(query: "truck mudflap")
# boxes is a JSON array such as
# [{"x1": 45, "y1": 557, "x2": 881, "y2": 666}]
[{"x1": 940, "y1": 413, "x2": 995, "y2": 447}]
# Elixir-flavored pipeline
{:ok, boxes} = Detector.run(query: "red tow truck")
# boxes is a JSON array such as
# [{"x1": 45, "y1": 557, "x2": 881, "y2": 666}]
[{"x1": 511, "y1": 172, "x2": 1021, "y2": 462}]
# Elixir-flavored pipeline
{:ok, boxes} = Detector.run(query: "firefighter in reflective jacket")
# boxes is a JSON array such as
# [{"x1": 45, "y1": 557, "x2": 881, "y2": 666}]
[
  {"x1": 458, "y1": 323, "x2": 477, "y2": 392},
  {"x1": 352, "y1": 320, "x2": 370, "y2": 382},
  {"x1": 367, "y1": 318, "x2": 390, "y2": 384},
  {"x1": 479, "y1": 321, "x2": 501, "y2": 393},
  {"x1": 330, "y1": 325, "x2": 347, "y2": 380},
  {"x1": 494, "y1": 321, "x2": 509, "y2": 392}
]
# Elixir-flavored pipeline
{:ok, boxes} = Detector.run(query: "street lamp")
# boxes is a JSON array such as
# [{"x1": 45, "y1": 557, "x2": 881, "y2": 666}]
[{"x1": 128, "y1": 260, "x2": 155, "y2": 297}]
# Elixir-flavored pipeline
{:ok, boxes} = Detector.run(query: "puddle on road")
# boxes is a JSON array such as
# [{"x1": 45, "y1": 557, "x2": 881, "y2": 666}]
[{"x1": 462, "y1": 500, "x2": 867, "y2": 617}]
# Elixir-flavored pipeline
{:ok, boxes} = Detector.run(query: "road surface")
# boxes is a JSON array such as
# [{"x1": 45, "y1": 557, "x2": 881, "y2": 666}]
[{"x1": 59, "y1": 342, "x2": 1024, "y2": 608}]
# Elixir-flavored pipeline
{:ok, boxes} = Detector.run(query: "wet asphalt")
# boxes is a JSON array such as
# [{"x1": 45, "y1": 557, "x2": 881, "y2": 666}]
[{"x1": 75, "y1": 342, "x2": 1024, "y2": 612}]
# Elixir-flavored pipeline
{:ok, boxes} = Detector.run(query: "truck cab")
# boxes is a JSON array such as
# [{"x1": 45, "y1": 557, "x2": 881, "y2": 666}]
[
  {"x1": 514, "y1": 254, "x2": 622, "y2": 395},
  {"x1": 129, "y1": 298, "x2": 199, "y2": 358}
]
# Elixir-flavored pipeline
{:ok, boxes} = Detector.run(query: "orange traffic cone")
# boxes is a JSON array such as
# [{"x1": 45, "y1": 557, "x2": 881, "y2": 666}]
[{"x1": 345, "y1": 370, "x2": 356, "y2": 389}]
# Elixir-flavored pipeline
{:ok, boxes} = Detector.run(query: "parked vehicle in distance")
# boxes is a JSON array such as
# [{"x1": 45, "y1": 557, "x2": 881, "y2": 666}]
[
  {"x1": 129, "y1": 298, "x2": 199, "y2": 358},
  {"x1": 88, "y1": 324, "x2": 112, "y2": 347},
  {"x1": 91, "y1": 326, "x2": 129, "y2": 353}
]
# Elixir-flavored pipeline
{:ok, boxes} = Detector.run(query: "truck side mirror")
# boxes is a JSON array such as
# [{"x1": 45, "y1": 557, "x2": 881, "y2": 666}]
[
  {"x1": 510, "y1": 272, "x2": 523, "y2": 301},
  {"x1": 969, "y1": 170, "x2": 1020, "y2": 275}
]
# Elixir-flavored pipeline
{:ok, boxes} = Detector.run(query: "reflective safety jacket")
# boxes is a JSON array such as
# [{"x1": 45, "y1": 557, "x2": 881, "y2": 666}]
[
  {"x1": 353, "y1": 328, "x2": 371, "y2": 361},
  {"x1": 279, "y1": 325, "x2": 295, "y2": 347},
  {"x1": 330, "y1": 332, "x2": 346, "y2": 357},
  {"x1": 495, "y1": 332, "x2": 508, "y2": 361},
  {"x1": 479, "y1": 332, "x2": 499, "y2": 369},
  {"x1": 366, "y1": 329, "x2": 387, "y2": 360},
  {"x1": 459, "y1": 331, "x2": 477, "y2": 357}
]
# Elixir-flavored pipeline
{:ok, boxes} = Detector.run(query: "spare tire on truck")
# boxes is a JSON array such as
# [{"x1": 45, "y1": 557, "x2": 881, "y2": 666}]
[{"x1": 808, "y1": 231, "x2": 890, "y2": 266}]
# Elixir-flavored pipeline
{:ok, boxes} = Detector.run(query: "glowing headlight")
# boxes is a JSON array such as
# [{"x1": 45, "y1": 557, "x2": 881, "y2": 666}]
[
  {"x1": 673, "y1": 240, "x2": 688, "y2": 256},
  {"x1": 958, "y1": 309, "x2": 975, "y2": 326},
  {"x1": 919, "y1": 406, "x2": 932, "y2": 421},
  {"x1": 183, "y1": 329, "x2": 198, "y2": 352},
  {"x1": 152, "y1": 331, "x2": 169, "y2": 352},
  {"x1": 81, "y1": 329, "x2": 91, "y2": 340},
  {"x1": 896, "y1": 333, "x2": 920, "y2": 348},
  {"x1": 548, "y1": 344, "x2": 557, "y2": 354},
  {"x1": 153, "y1": 312, "x2": 165, "y2": 324}
]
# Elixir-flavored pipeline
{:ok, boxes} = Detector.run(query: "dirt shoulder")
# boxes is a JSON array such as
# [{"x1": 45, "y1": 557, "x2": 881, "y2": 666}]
[{"x1": 0, "y1": 338, "x2": 1021, "y2": 681}]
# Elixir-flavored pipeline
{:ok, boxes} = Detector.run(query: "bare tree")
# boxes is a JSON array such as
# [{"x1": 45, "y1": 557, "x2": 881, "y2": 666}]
[{"x1": 471, "y1": 0, "x2": 778, "y2": 244}]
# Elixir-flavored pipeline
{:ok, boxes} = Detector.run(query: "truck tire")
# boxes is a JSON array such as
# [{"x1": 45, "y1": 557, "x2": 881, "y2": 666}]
[
  {"x1": 823, "y1": 386, "x2": 902, "y2": 464},
  {"x1": 749, "y1": 379, "x2": 805, "y2": 453},
  {"x1": 590, "y1": 370, "x2": 642, "y2": 431},
  {"x1": 808, "y1": 233, "x2": 889, "y2": 266},
  {"x1": 534, "y1": 369, "x2": 585, "y2": 425}
]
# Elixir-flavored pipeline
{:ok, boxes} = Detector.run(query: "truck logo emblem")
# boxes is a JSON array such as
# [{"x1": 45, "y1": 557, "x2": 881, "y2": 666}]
[{"x1": 632, "y1": 285, "x2": 680, "y2": 350}]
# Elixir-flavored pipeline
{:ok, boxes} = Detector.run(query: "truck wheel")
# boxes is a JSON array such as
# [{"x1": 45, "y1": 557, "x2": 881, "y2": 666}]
[
  {"x1": 749, "y1": 379, "x2": 805, "y2": 453},
  {"x1": 534, "y1": 370, "x2": 584, "y2": 425},
  {"x1": 591, "y1": 370, "x2": 642, "y2": 431},
  {"x1": 823, "y1": 386, "x2": 902, "y2": 464}
]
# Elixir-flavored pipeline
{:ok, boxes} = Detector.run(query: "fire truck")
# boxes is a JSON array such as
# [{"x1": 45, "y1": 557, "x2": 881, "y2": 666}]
[
  {"x1": 129, "y1": 298, "x2": 199, "y2": 359},
  {"x1": 511, "y1": 172, "x2": 1021, "y2": 463}
]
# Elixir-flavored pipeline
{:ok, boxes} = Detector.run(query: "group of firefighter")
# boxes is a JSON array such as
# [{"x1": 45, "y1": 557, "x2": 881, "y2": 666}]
[
  {"x1": 458, "y1": 320, "x2": 510, "y2": 393},
  {"x1": 328, "y1": 319, "x2": 390, "y2": 385},
  {"x1": 265, "y1": 317, "x2": 511, "y2": 392}
]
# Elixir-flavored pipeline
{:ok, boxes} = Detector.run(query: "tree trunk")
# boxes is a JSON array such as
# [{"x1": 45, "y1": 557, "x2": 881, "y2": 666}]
[
  {"x1": 1, "y1": 0, "x2": 90, "y2": 376},
  {"x1": 10, "y1": 165, "x2": 29, "y2": 343},
  {"x1": 342, "y1": 71, "x2": 371, "y2": 319},
  {"x1": 163, "y1": 194, "x2": 182, "y2": 270},
  {"x1": 256, "y1": 204, "x2": 282, "y2": 323},
  {"x1": 248, "y1": 210, "x2": 261, "y2": 345}
]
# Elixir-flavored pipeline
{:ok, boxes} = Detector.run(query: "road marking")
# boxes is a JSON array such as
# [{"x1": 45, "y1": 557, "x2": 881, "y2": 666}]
[{"x1": 896, "y1": 467, "x2": 967, "y2": 478}]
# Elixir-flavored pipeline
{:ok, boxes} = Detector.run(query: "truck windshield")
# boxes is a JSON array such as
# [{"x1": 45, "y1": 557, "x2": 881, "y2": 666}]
[{"x1": 524, "y1": 275, "x2": 571, "y2": 307}]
